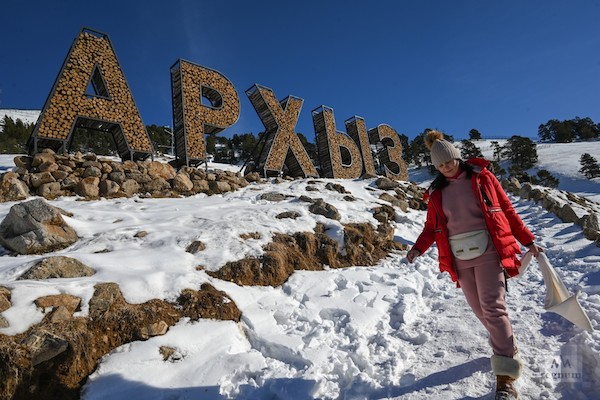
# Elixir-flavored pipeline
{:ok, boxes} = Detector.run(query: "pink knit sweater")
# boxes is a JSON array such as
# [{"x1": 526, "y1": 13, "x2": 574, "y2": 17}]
[{"x1": 442, "y1": 171, "x2": 499, "y2": 270}]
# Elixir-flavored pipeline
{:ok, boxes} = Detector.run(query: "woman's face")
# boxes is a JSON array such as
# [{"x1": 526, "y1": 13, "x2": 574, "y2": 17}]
[{"x1": 436, "y1": 159, "x2": 460, "y2": 178}]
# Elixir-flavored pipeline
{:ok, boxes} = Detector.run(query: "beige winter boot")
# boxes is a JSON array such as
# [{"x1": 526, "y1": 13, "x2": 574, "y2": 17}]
[
  {"x1": 491, "y1": 355, "x2": 521, "y2": 400},
  {"x1": 495, "y1": 375, "x2": 518, "y2": 399}
]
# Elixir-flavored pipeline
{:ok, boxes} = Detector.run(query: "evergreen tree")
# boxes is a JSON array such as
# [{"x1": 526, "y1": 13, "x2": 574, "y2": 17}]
[
  {"x1": 469, "y1": 128, "x2": 482, "y2": 140},
  {"x1": 506, "y1": 135, "x2": 538, "y2": 170},
  {"x1": 489, "y1": 160, "x2": 506, "y2": 179},
  {"x1": 533, "y1": 169, "x2": 560, "y2": 188},
  {"x1": 0, "y1": 116, "x2": 33, "y2": 154},
  {"x1": 538, "y1": 117, "x2": 600, "y2": 142},
  {"x1": 409, "y1": 130, "x2": 429, "y2": 167},
  {"x1": 573, "y1": 117, "x2": 600, "y2": 141},
  {"x1": 490, "y1": 141, "x2": 507, "y2": 162},
  {"x1": 460, "y1": 139, "x2": 483, "y2": 159},
  {"x1": 69, "y1": 127, "x2": 118, "y2": 155},
  {"x1": 398, "y1": 133, "x2": 410, "y2": 165},
  {"x1": 579, "y1": 153, "x2": 600, "y2": 178},
  {"x1": 146, "y1": 125, "x2": 173, "y2": 155},
  {"x1": 508, "y1": 164, "x2": 531, "y2": 183}
]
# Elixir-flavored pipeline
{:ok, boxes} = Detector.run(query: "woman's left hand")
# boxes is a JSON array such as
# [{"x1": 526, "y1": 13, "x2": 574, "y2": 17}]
[{"x1": 528, "y1": 243, "x2": 542, "y2": 257}]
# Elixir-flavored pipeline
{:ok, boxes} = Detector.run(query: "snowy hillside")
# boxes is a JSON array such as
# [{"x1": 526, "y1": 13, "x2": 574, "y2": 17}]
[
  {"x1": 0, "y1": 139, "x2": 599, "y2": 400},
  {"x1": 0, "y1": 109, "x2": 40, "y2": 127}
]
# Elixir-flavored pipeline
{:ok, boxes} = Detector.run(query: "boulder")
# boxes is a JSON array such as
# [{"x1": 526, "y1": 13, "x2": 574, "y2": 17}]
[
  {"x1": 0, "y1": 171, "x2": 30, "y2": 202},
  {"x1": 309, "y1": 199, "x2": 341, "y2": 220},
  {"x1": 19, "y1": 256, "x2": 95, "y2": 280},
  {"x1": 0, "y1": 199, "x2": 78, "y2": 255}
]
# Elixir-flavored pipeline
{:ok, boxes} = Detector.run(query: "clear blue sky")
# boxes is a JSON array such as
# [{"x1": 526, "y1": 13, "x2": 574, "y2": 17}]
[{"x1": 2, "y1": 0, "x2": 600, "y2": 141}]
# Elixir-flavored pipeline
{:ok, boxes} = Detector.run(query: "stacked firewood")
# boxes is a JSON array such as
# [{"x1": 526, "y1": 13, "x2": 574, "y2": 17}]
[
  {"x1": 33, "y1": 31, "x2": 152, "y2": 154},
  {"x1": 313, "y1": 106, "x2": 363, "y2": 179},
  {"x1": 172, "y1": 60, "x2": 240, "y2": 162},
  {"x1": 368, "y1": 125, "x2": 408, "y2": 181},
  {"x1": 247, "y1": 85, "x2": 317, "y2": 177}
]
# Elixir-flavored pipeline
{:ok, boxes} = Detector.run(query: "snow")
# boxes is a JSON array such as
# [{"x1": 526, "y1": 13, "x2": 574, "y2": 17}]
[
  {"x1": 0, "y1": 140, "x2": 599, "y2": 399},
  {"x1": 0, "y1": 109, "x2": 40, "y2": 127}
]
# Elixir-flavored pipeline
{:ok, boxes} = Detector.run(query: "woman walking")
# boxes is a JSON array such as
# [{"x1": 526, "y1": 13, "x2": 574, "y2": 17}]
[{"x1": 406, "y1": 130, "x2": 541, "y2": 400}]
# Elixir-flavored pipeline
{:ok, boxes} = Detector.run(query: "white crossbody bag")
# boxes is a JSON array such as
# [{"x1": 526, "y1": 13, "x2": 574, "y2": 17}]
[{"x1": 449, "y1": 229, "x2": 489, "y2": 260}]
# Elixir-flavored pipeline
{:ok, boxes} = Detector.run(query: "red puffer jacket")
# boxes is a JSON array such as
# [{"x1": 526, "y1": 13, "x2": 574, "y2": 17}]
[{"x1": 413, "y1": 158, "x2": 535, "y2": 283}]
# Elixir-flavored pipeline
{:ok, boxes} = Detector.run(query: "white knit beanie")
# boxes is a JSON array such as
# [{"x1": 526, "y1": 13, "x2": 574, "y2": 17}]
[{"x1": 425, "y1": 130, "x2": 461, "y2": 166}]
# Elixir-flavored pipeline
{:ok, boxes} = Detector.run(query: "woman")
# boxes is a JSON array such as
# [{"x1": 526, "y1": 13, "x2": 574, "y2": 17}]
[{"x1": 406, "y1": 130, "x2": 541, "y2": 400}]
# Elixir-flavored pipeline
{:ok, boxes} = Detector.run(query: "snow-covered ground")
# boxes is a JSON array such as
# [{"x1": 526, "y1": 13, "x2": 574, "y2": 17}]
[
  {"x1": 0, "y1": 109, "x2": 40, "y2": 128},
  {"x1": 0, "y1": 139, "x2": 599, "y2": 399}
]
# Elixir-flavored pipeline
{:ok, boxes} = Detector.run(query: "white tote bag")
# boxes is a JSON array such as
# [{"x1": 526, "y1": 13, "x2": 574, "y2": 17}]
[{"x1": 519, "y1": 252, "x2": 593, "y2": 332}]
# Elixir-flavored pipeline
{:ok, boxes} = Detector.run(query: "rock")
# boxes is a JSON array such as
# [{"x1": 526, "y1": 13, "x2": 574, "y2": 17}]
[
  {"x1": 276, "y1": 211, "x2": 301, "y2": 219},
  {"x1": 142, "y1": 177, "x2": 170, "y2": 193},
  {"x1": 37, "y1": 181, "x2": 62, "y2": 199},
  {"x1": 13, "y1": 155, "x2": 33, "y2": 169},
  {"x1": 48, "y1": 306, "x2": 74, "y2": 323},
  {"x1": 82, "y1": 166, "x2": 102, "y2": 178},
  {"x1": 75, "y1": 176, "x2": 100, "y2": 198},
  {"x1": 19, "y1": 256, "x2": 95, "y2": 280},
  {"x1": 557, "y1": 204, "x2": 579, "y2": 223},
  {"x1": 192, "y1": 179, "x2": 209, "y2": 194},
  {"x1": 309, "y1": 199, "x2": 341, "y2": 220},
  {"x1": 35, "y1": 294, "x2": 81, "y2": 312},
  {"x1": 172, "y1": 172, "x2": 194, "y2": 193},
  {"x1": 139, "y1": 320, "x2": 169, "y2": 339},
  {"x1": 208, "y1": 181, "x2": 232, "y2": 194},
  {"x1": 21, "y1": 329, "x2": 69, "y2": 366},
  {"x1": 244, "y1": 172, "x2": 261, "y2": 183},
  {"x1": 99, "y1": 180, "x2": 120, "y2": 197},
  {"x1": 120, "y1": 179, "x2": 140, "y2": 196},
  {"x1": 186, "y1": 240, "x2": 206, "y2": 253},
  {"x1": 88, "y1": 282, "x2": 123, "y2": 317},
  {"x1": 108, "y1": 171, "x2": 126, "y2": 184},
  {"x1": 580, "y1": 213, "x2": 600, "y2": 241},
  {"x1": 29, "y1": 171, "x2": 56, "y2": 188},
  {"x1": 325, "y1": 183, "x2": 349, "y2": 194},
  {"x1": 146, "y1": 161, "x2": 176, "y2": 180},
  {"x1": 32, "y1": 152, "x2": 56, "y2": 169},
  {"x1": 0, "y1": 171, "x2": 30, "y2": 201},
  {"x1": 0, "y1": 292, "x2": 10, "y2": 312},
  {"x1": 260, "y1": 192, "x2": 287, "y2": 202},
  {"x1": 375, "y1": 177, "x2": 399, "y2": 190},
  {"x1": 0, "y1": 199, "x2": 78, "y2": 255}
]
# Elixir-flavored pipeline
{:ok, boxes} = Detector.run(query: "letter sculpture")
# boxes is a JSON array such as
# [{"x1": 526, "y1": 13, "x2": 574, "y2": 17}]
[
  {"x1": 29, "y1": 28, "x2": 153, "y2": 160},
  {"x1": 170, "y1": 59, "x2": 240, "y2": 166},
  {"x1": 246, "y1": 84, "x2": 318, "y2": 177}
]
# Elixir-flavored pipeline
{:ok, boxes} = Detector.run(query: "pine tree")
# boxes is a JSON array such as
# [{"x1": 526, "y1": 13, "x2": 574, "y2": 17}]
[
  {"x1": 506, "y1": 136, "x2": 538, "y2": 170},
  {"x1": 460, "y1": 139, "x2": 483, "y2": 159},
  {"x1": 469, "y1": 128, "x2": 482, "y2": 140},
  {"x1": 533, "y1": 169, "x2": 560, "y2": 188},
  {"x1": 0, "y1": 116, "x2": 34, "y2": 154},
  {"x1": 579, "y1": 153, "x2": 600, "y2": 178}
]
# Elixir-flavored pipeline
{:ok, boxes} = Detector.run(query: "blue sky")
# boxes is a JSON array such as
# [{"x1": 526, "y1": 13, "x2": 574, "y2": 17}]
[{"x1": 1, "y1": 0, "x2": 600, "y2": 141}]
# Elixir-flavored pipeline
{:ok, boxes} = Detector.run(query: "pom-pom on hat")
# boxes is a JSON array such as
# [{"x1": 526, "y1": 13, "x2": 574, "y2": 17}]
[{"x1": 425, "y1": 130, "x2": 461, "y2": 167}]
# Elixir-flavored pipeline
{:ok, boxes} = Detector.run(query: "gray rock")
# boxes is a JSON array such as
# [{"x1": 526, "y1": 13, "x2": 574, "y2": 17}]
[
  {"x1": 0, "y1": 171, "x2": 30, "y2": 201},
  {"x1": 260, "y1": 192, "x2": 287, "y2": 202},
  {"x1": 0, "y1": 199, "x2": 78, "y2": 255},
  {"x1": 21, "y1": 329, "x2": 68, "y2": 366},
  {"x1": 375, "y1": 177, "x2": 399, "y2": 190},
  {"x1": 309, "y1": 199, "x2": 341, "y2": 220},
  {"x1": 19, "y1": 256, "x2": 95, "y2": 280}
]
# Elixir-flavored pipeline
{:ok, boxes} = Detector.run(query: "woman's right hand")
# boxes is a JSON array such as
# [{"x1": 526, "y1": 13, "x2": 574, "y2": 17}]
[{"x1": 406, "y1": 249, "x2": 421, "y2": 263}]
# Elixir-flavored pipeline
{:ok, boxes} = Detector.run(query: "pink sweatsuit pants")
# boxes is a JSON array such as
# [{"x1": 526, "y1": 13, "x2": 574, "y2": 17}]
[{"x1": 457, "y1": 262, "x2": 515, "y2": 358}]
